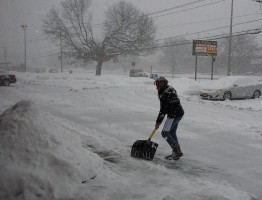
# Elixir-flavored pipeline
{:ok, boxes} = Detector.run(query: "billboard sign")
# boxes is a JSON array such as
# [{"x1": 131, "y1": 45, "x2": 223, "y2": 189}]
[{"x1": 193, "y1": 40, "x2": 217, "y2": 56}]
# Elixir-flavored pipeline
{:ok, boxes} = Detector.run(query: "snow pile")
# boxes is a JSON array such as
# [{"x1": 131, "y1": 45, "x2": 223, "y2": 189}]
[
  {"x1": 169, "y1": 77, "x2": 202, "y2": 95},
  {"x1": 0, "y1": 100, "x2": 114, "y2": 199},
  {"x1": 197, "y1": 76, "x2": 262, "y2": 91}
]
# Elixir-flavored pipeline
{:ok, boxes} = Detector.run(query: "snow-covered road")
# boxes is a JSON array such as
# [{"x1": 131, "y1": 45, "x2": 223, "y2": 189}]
[{"x1": 1, "y1": 72, "x2": 262, "y2": 200}]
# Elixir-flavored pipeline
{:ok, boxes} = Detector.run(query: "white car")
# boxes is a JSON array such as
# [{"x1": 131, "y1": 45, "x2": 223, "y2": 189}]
[
  {"x1": 200, "y1": 76, "x2": 262, "y2": 100},
  {"x1": 129, "y1": 69, "x2": 148, "y2": 77}
]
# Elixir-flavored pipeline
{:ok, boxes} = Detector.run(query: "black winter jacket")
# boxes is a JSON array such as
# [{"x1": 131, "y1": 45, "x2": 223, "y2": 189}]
[{"x1": 156, "y1": 85, "x2": 184, "y2": 124}]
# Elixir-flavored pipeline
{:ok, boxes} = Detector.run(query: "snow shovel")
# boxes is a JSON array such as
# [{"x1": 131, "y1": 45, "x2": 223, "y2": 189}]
[{"x1": 131, "y1": 128, "x2": 158, "y2": 161}]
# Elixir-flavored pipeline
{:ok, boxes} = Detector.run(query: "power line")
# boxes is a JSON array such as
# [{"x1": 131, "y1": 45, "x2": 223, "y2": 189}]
[
  {"x1": 91, "y1": 0, "x2": 225, "y2": 27},
  {"x1": 0, "y1": 0, "x2": 227, "y2": 47},
  {"x1": 1, "y1": 49, "x2": 59, "y2": 60},
  {"x1": 4, "y1": 11, "x2": 261, "y2": 49},
  {"x1": 1, "y1": 36, "x2": 50, "y2": 47},
  {"x1": 157, "y1": 12, "x2": 262, "y2": 29},
  {"x1": 28, "y1": 52, "x2": 59, "y2": 59},
  {"x1": 152, "y1": 0, "x2": 225, "y2": 19},
  {"x1": 155, "y1": 18, "x2": 262, "y2": 41},
  {"x1": 145, "y1": 0, "x2": 209, "y2": 16},
  {"x1": 149, "y1": 28, "x2": 262, "y2": 49},
  {"x1": 2, "y1": 0, "x2": 261, "y2": 61},
  {"x1": 2, "y1": 27, "x2": 260, "y2": 61},
  {"x1": 4, "y1": 11, "x2": 258, "y2": 49}
]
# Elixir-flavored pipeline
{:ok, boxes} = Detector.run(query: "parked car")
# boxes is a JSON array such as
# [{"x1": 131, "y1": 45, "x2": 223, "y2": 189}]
[
  {"x1": 0, "y1": 69, "x2": 17, "y2": 86},
  {"x1": 150, "y1": 73, "x2": 158, "y2": 80},
  {"x1": 129, "y1": 69, "x2": 148, "y2": 77},
  {"x1": 49, "y1": 69, "x2": 57, "y2": 73},
  {"x1": 200, "y1": 76, "x2": 262, "y2": 100}
]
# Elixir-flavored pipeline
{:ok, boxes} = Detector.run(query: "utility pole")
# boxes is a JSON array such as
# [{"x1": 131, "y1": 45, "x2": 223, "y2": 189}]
[
  {"x1": 227, "y1": 0, "x2": 234, "y2": 76},
  {"x1": 60, "y1": 29, "x2": 63, "y2": 73},
  {"x1": 211, "y1": 56, "x2": 216, "y2": 80},
  {"x1": 21, "y1": 24, "x2": 27, "y2": 72}
]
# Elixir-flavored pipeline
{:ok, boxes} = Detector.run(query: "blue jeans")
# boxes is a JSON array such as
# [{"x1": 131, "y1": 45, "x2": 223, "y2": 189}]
[{"x1": 161, "y1": 116, "x2": 183, "y2": 148}]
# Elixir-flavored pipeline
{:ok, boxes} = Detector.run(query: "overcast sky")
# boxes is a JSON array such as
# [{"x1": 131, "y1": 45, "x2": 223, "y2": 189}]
[{"x1": 0, "y1": 0, "x2": 262, "y2": 65}]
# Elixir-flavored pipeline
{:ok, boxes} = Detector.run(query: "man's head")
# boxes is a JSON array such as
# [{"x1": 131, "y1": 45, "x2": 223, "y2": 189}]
[{"x1": 154, "y1": 76, "x2": 168, "y2": 91}]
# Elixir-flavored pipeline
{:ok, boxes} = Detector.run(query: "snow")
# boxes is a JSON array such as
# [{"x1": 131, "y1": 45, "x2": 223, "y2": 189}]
[
  {"x1": 0, "y1": 100, "x2": 115, "y2": 199},
  {"x1": 0, "y1": 71, "x2": 262, "y2": 200},
  {"x1": 196, "y1": 76, "x2": 262, "y2": 91}
]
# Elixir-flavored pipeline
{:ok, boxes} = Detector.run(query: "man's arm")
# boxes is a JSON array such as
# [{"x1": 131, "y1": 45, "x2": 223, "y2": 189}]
[{"x1": 156, "y1": 112, "x2": 165, "y2": 125}]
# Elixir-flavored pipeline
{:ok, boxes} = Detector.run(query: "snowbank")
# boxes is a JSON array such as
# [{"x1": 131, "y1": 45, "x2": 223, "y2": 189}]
[
  {"x1": 0, "y1": 100, "x2": 114, "y2": 199},
  {"x1": 169, "y1": 77, "x2": 202, "y2": 95}
]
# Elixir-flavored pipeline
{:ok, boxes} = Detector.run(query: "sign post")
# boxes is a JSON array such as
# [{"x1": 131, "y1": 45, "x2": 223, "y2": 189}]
[
  {"x1": 193, "y1": 40, "x2": 217, "y2": 80},
  {"x1": 195, "y1": 55, "x2": 197, "y2": 81},
  {"x1": 211, "y1": 56, "x2": 215, "y2": 80},
  {"x1": 132, "y1": 62, "x2": 136, "y2": 71}
]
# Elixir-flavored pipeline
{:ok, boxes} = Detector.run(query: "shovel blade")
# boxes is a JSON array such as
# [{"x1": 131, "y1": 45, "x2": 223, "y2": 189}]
[{"x1": 131, "y1": 140, "x2": 158, "y2": 160}]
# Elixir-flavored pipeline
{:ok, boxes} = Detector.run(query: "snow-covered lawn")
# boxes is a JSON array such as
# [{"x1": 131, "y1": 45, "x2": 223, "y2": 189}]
[{"x1": 1, "y1": 72, "x2": 262, "y2": 200}]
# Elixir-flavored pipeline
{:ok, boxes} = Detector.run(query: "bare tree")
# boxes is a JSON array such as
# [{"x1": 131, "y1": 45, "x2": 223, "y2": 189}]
[
  {"x1": 217, "y1": 34, "x2": 261, "y2": 74},
  {"x1": 43, "y1": 0, "x2": 156, "y2": 75},
  {"x1": 158, "y1": 38, "x2": 193, "y2": 73}
]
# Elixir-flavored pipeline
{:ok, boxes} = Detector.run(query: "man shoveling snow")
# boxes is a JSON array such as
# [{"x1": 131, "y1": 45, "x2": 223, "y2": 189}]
[{"x1": 154, "y1": 77, "x2": 184, "y2": 160}]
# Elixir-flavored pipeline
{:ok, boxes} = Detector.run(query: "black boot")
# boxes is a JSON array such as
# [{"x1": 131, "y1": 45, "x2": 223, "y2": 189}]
[
  {"x1": 165, "y1": 145, "x2": 183, "y2": 160},
  {"x1": 177, "y1": 145, "x2": 183, "y2": 158},
  {"x1": 171, "y1": 145, "x2": 183, "y2": 160},
  {"x1": 171, "y1": 146, "x2": 181, "y2": 160}
]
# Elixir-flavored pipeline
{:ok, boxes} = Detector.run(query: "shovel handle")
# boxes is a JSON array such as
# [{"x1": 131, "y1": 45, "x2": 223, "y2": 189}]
[{"x1": 148, "y1": 128, "x2": 157, "y2": 141}]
